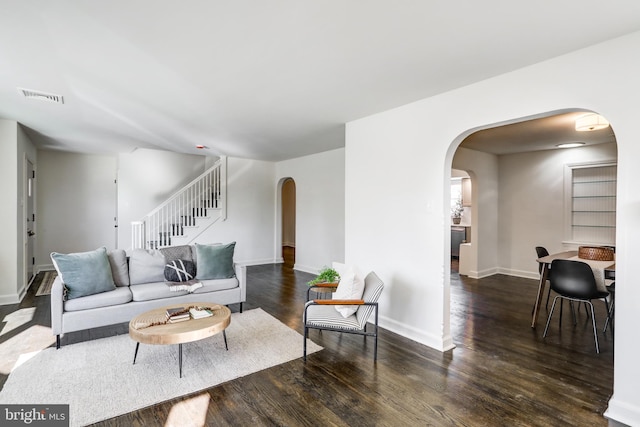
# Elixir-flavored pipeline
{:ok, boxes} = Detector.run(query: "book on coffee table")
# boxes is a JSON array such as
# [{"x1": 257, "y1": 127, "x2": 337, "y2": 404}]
[
  {"x1": 166, "y1": 307, "x2": 190, "y2": 322},
  {"x1": 168, "y1": 315, "x2": 190, "y2": 323},
  {"x1": 189, "y1": 307, "x2": 213, "y2": 319}
]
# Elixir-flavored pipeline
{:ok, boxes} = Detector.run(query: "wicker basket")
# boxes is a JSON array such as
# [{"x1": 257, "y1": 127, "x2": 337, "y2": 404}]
[{"x1": 578, "y1": 246, "x2": 614, "y2": 261}]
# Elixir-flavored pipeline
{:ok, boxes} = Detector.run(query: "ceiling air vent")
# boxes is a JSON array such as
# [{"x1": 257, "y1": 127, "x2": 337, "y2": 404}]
[{"x1": 18, "y1": 87, "x2": 64, "y2": 104}]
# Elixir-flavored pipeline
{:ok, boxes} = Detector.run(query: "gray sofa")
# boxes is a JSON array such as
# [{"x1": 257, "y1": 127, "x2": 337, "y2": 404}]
[{"x1": 50, "y1": 243, "x2": 246, "y2": 348}]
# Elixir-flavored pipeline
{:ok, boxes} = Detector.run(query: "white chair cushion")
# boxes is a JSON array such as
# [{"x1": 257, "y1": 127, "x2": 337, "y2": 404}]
[
  {"x1": 332, "y1": 264, "x2": 365, "y2": 318},
  {"x1": 306, "y1": 305, "x2": 361, "y2": 330}
]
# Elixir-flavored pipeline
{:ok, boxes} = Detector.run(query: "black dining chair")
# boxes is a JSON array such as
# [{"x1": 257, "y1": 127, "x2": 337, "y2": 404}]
[
  {"x1": 543, "y1": 259, "x2": 610, "y2": 353},
  {"x1": 603, "y1": 282, "x2": 615, "y2": 334},
  {"x1": 535, "y1": 246, "x2": 551, "y2": 309}
]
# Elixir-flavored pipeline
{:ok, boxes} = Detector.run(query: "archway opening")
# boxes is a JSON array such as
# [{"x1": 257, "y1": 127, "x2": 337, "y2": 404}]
[
  {"x1": 281, "y1": 178, "x2": 296, "y2": 268},
  {"x1": 446, "y1": 108, "x2": 617, "y2": 388}
]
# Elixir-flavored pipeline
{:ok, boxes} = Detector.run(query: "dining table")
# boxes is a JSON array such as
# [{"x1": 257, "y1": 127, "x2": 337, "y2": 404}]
[{"x1": 531, "y1": 250, "x2": 616, "y2": 328}]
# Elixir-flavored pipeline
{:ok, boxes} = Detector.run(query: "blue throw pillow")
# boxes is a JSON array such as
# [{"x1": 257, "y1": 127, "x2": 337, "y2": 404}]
[
  {"x1": 195, "y1": 242, "x2": 236, "y2": 280},
  {"x1": 50, "y1": 247, "x2": 116, "y2": 300}
]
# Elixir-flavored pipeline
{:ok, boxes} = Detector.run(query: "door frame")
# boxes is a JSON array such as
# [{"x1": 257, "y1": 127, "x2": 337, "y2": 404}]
[{"x1": 23, "y1": 154, "x2": 36, "y2": 290}]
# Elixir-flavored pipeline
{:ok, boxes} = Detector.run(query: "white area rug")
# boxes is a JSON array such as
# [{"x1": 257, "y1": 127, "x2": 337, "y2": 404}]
[{"x1": 0, "y1": 308, "x2": 322, "y2": 426}]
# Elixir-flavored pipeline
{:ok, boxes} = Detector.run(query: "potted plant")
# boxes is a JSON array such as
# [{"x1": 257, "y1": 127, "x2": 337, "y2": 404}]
[
  {"x1": 451, "y1": 198, "x2": 463, "y2": 224},
  {"x1": 308, "y1": 267, "x2": 340, "y2": 286}
]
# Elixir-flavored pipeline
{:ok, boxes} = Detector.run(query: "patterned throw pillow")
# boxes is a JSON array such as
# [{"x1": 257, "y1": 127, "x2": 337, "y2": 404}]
[{"x1": 164, "y1": 260, "x2": 196, "y2": 282}]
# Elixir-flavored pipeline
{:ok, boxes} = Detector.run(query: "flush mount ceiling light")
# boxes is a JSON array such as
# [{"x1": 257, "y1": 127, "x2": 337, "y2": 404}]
[
  {"x1": 556, "y1": 142, "x2": 585, "y2": 149},
  {"x1": 18, "y1": 87, "x2": 64, "y2": 104},
  {"x1": 575, "y1": 113, "x2": 609, "y2": 131}
]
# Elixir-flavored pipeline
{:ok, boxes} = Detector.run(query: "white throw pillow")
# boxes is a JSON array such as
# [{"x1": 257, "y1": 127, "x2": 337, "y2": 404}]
[{"x1": 332, "y1": 265, "x2": 365, "y2": 318}]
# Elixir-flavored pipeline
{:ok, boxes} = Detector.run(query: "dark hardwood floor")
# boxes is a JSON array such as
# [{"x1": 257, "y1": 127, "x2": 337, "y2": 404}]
[{"x1": 0, "y1": 259, "x2": 618, "y2": 426}]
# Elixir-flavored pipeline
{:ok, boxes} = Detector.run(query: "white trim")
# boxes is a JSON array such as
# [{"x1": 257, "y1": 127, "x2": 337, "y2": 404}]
[
  {"x1": 496, "y1": 268, "x2": 539, "y2": 280},
  {"x1": 237, "y1": 258, "x2": 279, "y2": 267},
  {"x1": 379, "y1": 315, "x2": 456, "y2": 352},
  {"x1": 38, "y1": 263, "x2": 56, "y2": 272},
  {"x1": 293, "y1": 264, "x2": 319, "y2": 275},
  {"x1": 0, "y1": 293, "x2": 20, "y2": 305},
  {"x1": 605, "y1": 397, "x2": 640, "y2": 427}
]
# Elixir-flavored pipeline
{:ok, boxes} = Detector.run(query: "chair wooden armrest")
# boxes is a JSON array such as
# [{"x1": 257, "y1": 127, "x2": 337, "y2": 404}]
[{"x1": 312, "y1": 299, "x2": 365, "y2": 305}]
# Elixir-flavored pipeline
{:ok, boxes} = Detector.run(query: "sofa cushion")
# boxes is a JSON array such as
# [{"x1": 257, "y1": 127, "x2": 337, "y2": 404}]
[
  {"x1": 190, "y1": 242, "x2": 219, "y2": 266},
  {"x1": 51, "y1": 247, "x2": 116, "y2": 300},
  {"x1": 129, "y1": 282, "x2": 189, "y2": 302},
  {"x1": 128, "y1": 249, "x2": 166, "y2": 285},
  {"x1": 195, "y1": 242, "x2": 236, "y2": 280},
  {"x1": 164, "y1": 259, "x2": 196, "y2": 282},
  {"x1": 193, "y1": 277, "x2": 239, "y2": 294},
  {"x1": 160, "y1": 245, "x2": 193, "y2": 263},
  {"x1": 108, "y1": 249, "x2": 129, "y2": 287},
  {"x1": 64, "y1": 287, "x2": 133, "y2": 312}
]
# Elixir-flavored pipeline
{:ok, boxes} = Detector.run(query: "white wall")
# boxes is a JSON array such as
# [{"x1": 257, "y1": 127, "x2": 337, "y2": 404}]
[
  {"x1": 498, "y1": 142, "x2": 617, "y2": 278},
  {"x1": 37, "y1": 151, "x2": 117, "y2": 268},
  {"x1": 346, "y1": 32, "x2": 640, "y2": 425},
  {"x1": 117, "y1": 148, "x2": 208, "y2": 249},
  {"x1": 196, "y1": 157, "x2": 276, "y2": 265},
  {"x1": 453, "y1": 147, "x2": 499, "y2": 278},
  {"x1": 0, "y1": 120, "x2": 18, "y2": 304},
  {"x1": 0, "y1": 121, "x2": 37, "y2": 303},
  {"x1": 36, "y1": 151, "x2": 274, "y2": 267},
  {"x1": 275, "y1": 148, "x2": 345, "y2": 273}
]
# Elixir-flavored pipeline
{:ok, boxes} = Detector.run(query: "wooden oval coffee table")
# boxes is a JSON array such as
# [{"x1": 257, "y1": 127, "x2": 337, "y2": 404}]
[{"x1": 129, "y1": 302, "x2": 231, "y2": 377}]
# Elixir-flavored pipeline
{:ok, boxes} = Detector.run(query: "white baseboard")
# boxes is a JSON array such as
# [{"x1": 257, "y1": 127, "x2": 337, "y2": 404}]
[
  {"x1": 0, "y1": 293, "x2": 20, "y2": 305},
  {"x1": 239, "y1": 258, "x2": 279, "y2": 267},
  {"x1": 379, "y1": 314, "x2": 456, "y2": 352},
  {"x1": 465, "y1": 267, "x2": 499, "y2": 279},
  {"x1": 496, "y1": 268, "x2": 539, "y2": 280},
  {"x1": 38, "y1": 263, "x2": 55, "y2": 272},
  {"x1": 293, "y1": 264, "x2": 319, "y2": 275},
  {"x1": 605, "y1": 396, "x2": 640, "y2": 427}
]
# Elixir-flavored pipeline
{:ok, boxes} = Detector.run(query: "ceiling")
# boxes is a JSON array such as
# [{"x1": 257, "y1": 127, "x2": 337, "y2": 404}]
[
  {"x1": 460, "y1": 111, "x2": 617, "y2": 155},
  {"x1": 1, "y1": 2, "x2": 638, "y2": 161}
]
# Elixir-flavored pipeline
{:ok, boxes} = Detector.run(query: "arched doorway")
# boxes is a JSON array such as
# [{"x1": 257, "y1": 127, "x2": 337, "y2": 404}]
[
  {"x1": 446, "y1": 108, "x2": 617, "y2": 389},
  {"x1": 450, "y1": 109, "x2": 617, "y2": 281},
  {"x1": 281, "y1": 178, "x2": 296, "y2": 268}
]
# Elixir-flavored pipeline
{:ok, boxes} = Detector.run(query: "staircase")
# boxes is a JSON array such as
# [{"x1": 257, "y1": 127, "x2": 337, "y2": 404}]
[{"x1": 131, "y1": 157, "x2": 227, "y2": 249}]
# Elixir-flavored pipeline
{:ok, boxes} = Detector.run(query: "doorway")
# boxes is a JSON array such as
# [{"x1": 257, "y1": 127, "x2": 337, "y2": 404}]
[
  {"x1": 447, "y1": 109, "x2": 617, "y2": 385},
  {"x1": 25, "y1": 158, "x2": 36, "y2": 284},
  {"x1": 450, "y1": 110, "x2": 617, "y2": 280},
  {"x1": 281, "y1": 178, "x2": 296, "y2": 268},
  {"x1": 450, "y1": 169, "x2": 472, "y2": 274}
]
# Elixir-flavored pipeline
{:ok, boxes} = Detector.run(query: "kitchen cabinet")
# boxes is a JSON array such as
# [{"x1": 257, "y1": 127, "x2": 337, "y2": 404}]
[
  {"x1": 451, "y1": 226, "x2": 466, "y2": 257},
  {"x1": 462, "y1": 178, "x2": 472, "y2": 207}
]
